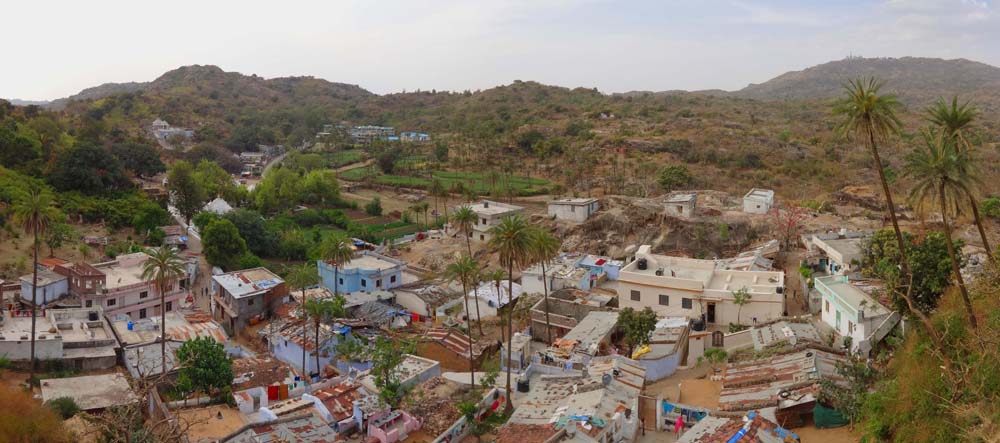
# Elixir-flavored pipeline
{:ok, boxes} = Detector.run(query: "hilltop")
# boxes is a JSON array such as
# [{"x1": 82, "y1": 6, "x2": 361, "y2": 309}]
[{"x1": 728, "y1": 56, "x2": 1000, "y2": 105}]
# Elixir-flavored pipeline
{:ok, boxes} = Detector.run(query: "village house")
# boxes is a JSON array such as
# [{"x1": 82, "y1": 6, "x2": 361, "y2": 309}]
[
  {"x1": 303, "y1": 379, "x2": 380, "y2": 433},
  {"x1": 122, "y1": 339, "x2": 183, "y2": 378},
  {"x1": 359, "y1": 354, "x2": 441, "y2": 394},
  {"x1": 743, "y1": 188, "x2": 775, "y2": 214},
  {"x1": 521, "y1": 253, "x2": 623, "y2": 296},
  {"x1": 463, "y1": 280, "x2": 523, "y2": 319},
  {"x1": 262, "y1": 317, "x2": 376, "y2": 378},
  {"x1": 318, "y1": 250, "x2": 406, "y2": 294},
  {"x1": 348, "y1": 125, "x2": 395, "y2": 143},
  {"x1": 148, "y1": 118, "x2": 194, "y2": 142},
  {"x1": 801, "y1": 229, "x2": 871, "y2": 276},
  {"x1": 462, "y1": 200, "x2": 524, "y2": 242},
  {"x1": 547, "y1": 197, "x2": 600, "y2": 222},
  {"x1": 392, "y1": 281, "x2": 461, "y2": 319},
  {"x1": 664, "y1": 192, "x2": 697, "y2": 219},
  {"x1": 40, "y1": 373, "x2": 138, "y2": 412},
  {"x1": 815, "y1": 275, "x2": 899, "y2": 355},
  {"x1": 211, "y1": 267, "x2": 288, "y2": 334},
  {"x1": 632, "y1": 317, "x2": 690, "y2": 381},
  {"x1": 218, "y1": 414, "x2": 338, "y2": 443},
  {"x1": 495, "y1": 357, "x2": 646, "y2": 443},
  {"x1": 749, "y1": 319, "x2": 823, "y2": 352},
  {"x1": 160, "y1": 225, "x2": 188, "y2": 250},
  {"x1": 418, "y1": 327, "x2": 489, "y2": 371},
  {"x1": 529, "y1": 288, "x2": 616, "y2": 345},
  {"x1": 19, "y1": 265, "x2": 68, "y2": 306},
  {"x1": 231, "y1": 357, "x2": 301, "y2": 414},
  {"x1": 399, "y1": 131, "x2": 431, "y2": 143},
  {"x1": 617, "y1": 245, "x2": 785, "y2": 326},
  {"x1": 0, "y1": 307, "x2": 118, "y2": 370},
  {"x1": 718, "y1": 348, "x2": 847, "y2": 426},
  {"x1": 108, "y1": 310, "x2": 228, "y2": 347},
  {"x1": 677, "y1": 410, "x2": 800, "y2": 443},
  {"x1": 501, "y1": 332, "x2": 533, "y2": 374},
  {"x1": 541, "y1": 311, "x2": 618, "y2": 368},
  {"x1": 61, "y1": 252, "x2": 189, "y2": 319}
]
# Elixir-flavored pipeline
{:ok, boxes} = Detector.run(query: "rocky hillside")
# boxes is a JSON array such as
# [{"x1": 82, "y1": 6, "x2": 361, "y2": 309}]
[{"x1": 729, "y1": 57, "x2": 1000, "y2": 106}]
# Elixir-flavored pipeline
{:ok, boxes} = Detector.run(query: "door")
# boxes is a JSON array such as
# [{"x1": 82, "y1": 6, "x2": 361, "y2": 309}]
[{"x1": 707, "y1": 303, "x2": 717, "y2": 323}]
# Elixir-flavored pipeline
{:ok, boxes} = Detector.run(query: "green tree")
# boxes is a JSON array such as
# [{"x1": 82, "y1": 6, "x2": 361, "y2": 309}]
[
  {"x1": 0, "y1": 126, "x2": 40, "y2": 171},
  {"x1": 864, "y1": 230, "x2": 959, "y2": 315},
  {"x1": 176, "y1": 336, "x2": 234, "y2": 398},
  {"x1": 110, "y1": 142, "x2": 165, "y2": 178},
  {"x1": 253, "y1": 167, "x2": 301, "y2": 213},
  {"x1": 301, "y1": 170, "x2": 341, "y2": 206},
  {"x1": 488, "y1": 214, "x2": 534, "y2": 413},
  {"x1": 193, "y1": 159, "x2": 236, "y2": 200},
  {"x1": 819, "y1": 358, "x2": 879, "y2": 428},
  {"x1": 904, "y1": 131, "x2": 978, "y2": 330},
  {"x1": 12, "y1": 184, "x2": 59, "y2": 381},
  {"x1": 452, "y1": 206, "x2": 477, "y2": 256},
  {"x1": 926, "y1": 96, "x2": 993, "y2": 264},
  {"x1": 732, "y1": 287, "x2": 752, "y2": 327},
  {"x1": 618, "y1": 307, "x2": 657, "y2": 356},
  {"x1": 445, "y1": 257, "x2": 481, "y2": 386},
  {"x1": 201, "y1": 219, "x2": 249, "y2": 270},
  {"x1": 320, "y1": 234, "x2": 355, "y2": 295},
  {"x1": 286, "y1": 263, "x2": 319, "y2": 375},
  {"x1": 657, "y1": 165, "x2": 691, "y2": 191},
  {"x1": 48, "y1": 143, "x2": 128, "y2": 194},
  {"x1": 131, "y1": 199, "x2": 170, "y2": 234},
  {"x1": 141, "y1": 246, "x2": 186, "y2": 374},
  {"x1": 456, "y1": 399, "x2": 503, "y2": 443},
  {"x1": 303, "y1": 296, "x2": 346, "y2": 377},
  {"x1": 338, "y1": 335, "x2": 416, "y2": 407},
  {"x1": 364, "y1": 197, "x2": 383, "y2": 216},
  {"x1": 529, "y1": 228, "x2": 561, "y2": 344},
  {"x1": 43, "y1": 220, "x2": 74, "y2": 258},
  {"x1": 167, "y1": 160, "x2": 207, "y2": 226},
  {"x1": 45, "y1": 397, "x2": 79, "y2": 420},
  {"x1": 223, "y1": 209, "x2": 278, "y2": 257}
]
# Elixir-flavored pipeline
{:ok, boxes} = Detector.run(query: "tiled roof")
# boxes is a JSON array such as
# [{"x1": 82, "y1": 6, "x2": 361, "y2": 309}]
[
  {"x1": 311, "y1": 382, "x2": 366, "y2": 422},
  {"x1": 424, "y1": 327, "x2": 486, "y2": 358},
  {"x1": 222, "y1": 414, "x2": 338, "y2": 443},
  {"x1": 718, "y1": 348, "x2": 846, "y2": 411},
  {"x1": 232, "y1": 357, "x2": 294, "y2": 392},
  {"x1": 678, "y1": 411, "x2": 799, "y2": 443},
  {"x1": 496, "y1": 423, "x2": 557, "y2": 443}
]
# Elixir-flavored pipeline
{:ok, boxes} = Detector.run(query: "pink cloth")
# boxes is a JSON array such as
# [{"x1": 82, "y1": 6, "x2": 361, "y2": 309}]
[{"x1": 675, "y1": 415, "x2": 684, "y2": 435}]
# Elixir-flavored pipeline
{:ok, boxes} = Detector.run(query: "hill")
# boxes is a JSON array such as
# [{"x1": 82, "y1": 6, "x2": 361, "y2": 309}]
[{"x1": 729, "y1": 56, "x2": 1000, "y2": 104}]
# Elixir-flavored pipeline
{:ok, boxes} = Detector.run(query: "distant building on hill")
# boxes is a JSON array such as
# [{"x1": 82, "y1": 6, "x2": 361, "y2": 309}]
[
  {"x1": 743, "y1": 188, "x2": 775, "y2": 214},
  {"x1": 317, "y1": 251, "x2": 406, "y2": 294},
  {"x1": 547, "y1": 197, "x2": 599, "y2": 222},
  {"x1": 461, "y1": 200, "x2": 524, "y2": 242},
  {"x1": 211, "y1": 267, "x2": 288, "y2": 334}
]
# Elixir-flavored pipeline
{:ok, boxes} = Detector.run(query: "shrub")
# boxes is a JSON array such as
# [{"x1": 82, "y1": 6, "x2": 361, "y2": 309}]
[
  {"x1": 982, "y1": 197, "x2": 1000, "y2": 219},
  {"x1": 46, "y1": 397, "x2": 79, "y2": 419}
]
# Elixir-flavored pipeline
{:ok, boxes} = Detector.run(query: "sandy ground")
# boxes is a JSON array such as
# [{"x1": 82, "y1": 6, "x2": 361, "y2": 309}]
[
  {"x1": 794, "y1": 423, "x2": 862, "y2": 443},
  {"x1": 173, "y1": 404, "x2": 248, "y2": 442}
]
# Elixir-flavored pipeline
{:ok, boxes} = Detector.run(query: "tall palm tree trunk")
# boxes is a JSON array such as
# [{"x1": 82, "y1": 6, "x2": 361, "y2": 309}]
[
  {"x1": 315, "y1": 320, "x2": 322, "y2": 378},
  {"x1": 29, "y1": 225, "x2": 39, "y2": 381},
  {"x1": 868, "y1": 127, "x2": 911, "y2": 278},
  {"x1": 940, "y1": 183, "x2": 978, "y2": 330},
  {"x1": 541, "y1": 261, "x2": 552, "y2": 344},
  {"x1": 504, "y1": 264, "x2": 514, "y2": 413},
  {"x1": 460, "y1": 280, "x2": 475, "y2": 386},
  {"x1": 968, "y1": 194, "x2": 995, "y2": 265},
  {"x1": 160, "y1": 279, "x2": 167, "y2": 375},
  {"x1": 333, "y1": 265, "x2": 339, "y2": 295},
  {"x1": 465, "y1": 232, "x2": 472, "y2": 257},
  {"x1": 301, "y1": 290, "x2": 308, "y2": 379}
]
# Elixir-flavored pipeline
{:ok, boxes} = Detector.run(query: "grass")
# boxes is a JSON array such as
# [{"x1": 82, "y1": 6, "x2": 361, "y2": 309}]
[
  {"x1": 325, "y1": 149, "x2": 365, "y2": 167},
  {"x1": 338, "y1": 166, "x2": 550, "y2": 196}
]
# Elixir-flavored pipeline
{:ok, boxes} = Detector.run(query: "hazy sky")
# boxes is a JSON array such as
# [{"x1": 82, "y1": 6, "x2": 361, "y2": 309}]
[{"x1": 4, "y1": 0, "x2": 999, "y2": 100}]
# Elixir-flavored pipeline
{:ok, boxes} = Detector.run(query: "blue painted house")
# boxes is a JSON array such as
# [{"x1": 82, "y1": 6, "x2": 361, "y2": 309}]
[{"x1": 317, "y1": 251, "x2": 406, "y2": 294}]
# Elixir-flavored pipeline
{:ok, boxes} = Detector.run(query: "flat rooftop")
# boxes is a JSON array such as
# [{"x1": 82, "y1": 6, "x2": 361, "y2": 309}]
[
  {"x1": 818, "y1": 237, "x2": 864, "y2": 258},
  {"x1": 339, "y1": 251, "x2": 405, "y2": 271},
  {"x1": 751, "y1": 320, "x2": 822, "y2": 350},
  {"x1": 559, "y1": 311, "x2": 618, "y2": 356},
  {"x1": 95, "y1": 252, "x2": 154, "y2": 290},
  {"x1": 816, "y1": 276, "x2": 890, "y2": 316},
  {"x1": 111, "y1": 311, "x2": 228, "y2": 346},
  {"x1": 665, "y1": 192, "x2": 697, "y2": 203},
  {"x1": 744, "y1": 188, "x2": 774, "y2": 201},
  {"x1": 214, "y1": 267, "x2": 283, "y2": 299},
  {"x1": 467, "y1": 200, "x2": 523, "y2": 216},
  {"x1": 40, "y1": 373, "x2": 138, "y2": 411},
  {"x1": 549, "y1": 197, "x2": 597, "y2": 205},
  {"x1": 623, "y1": 247, "x2": 784, "y2": 293},
  {"x1": 19, "y1": 267, "x2": 66, "y2": 286},
  {"x1": 48, "y1": 309, "x2": 114, "y2": 343},
  {"x1": 0, "y1": 316, "x2": 60, "y2": 342}
]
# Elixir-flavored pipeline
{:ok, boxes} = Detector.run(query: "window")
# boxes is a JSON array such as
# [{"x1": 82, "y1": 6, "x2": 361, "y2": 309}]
[
  {"x1": 390, "y1": 275, "x2": 397, "y2": 283},
  {"x1": 140, "y1": 291, "x2": 148, "y2": 299},
  {"x1": 659, "y1": 294, "x2": 669, "y2": 306},
  {"x1": 166, "y1": 301, "x2": 173, "y2": 312},
  {"x1": 376, "y1": 279, "x2": 382, "y2": 288},
  {"x1": 835, "y1": 310, "x2": 841, "y2": 330},
  {"x1": 85, "y1": 300, "x2": 93, "y2": 308},
  {"x1": 571, "y1": 206, "x2": 576, "y2": 212},
  {"x1": 480, "y1": 235, "x2": 485, "y2": 241},
  {"x1": 107, "y1": 298, "x2": 117, "y2": 306},
  {"x1": 630, "y1": 290, "x2": 640, "y2": 301},
  {"x1": 681, "y1": 298, "x2": 692, "y2": 309},
  {"x1": 139, "y1": 308, "x2": 147, "y2": 319},
  {"x1": 481, "y1": 218, "x2": 486, "y2": 225},
  {"x1": 361, "y1": 279, "x2": 367, "y2": 288},
  {"x1": 825, "y1": 300, "x2": 830, "y2": 313},
  {"x1": 339, "y1": 278, "x2": 344, "y2": 285},
  {"x1": 848, "y1": 321, "x2": 855, "y2": 334},
  {"x1": 248, "y1": 298, "x2": 254, "y2": 306}
]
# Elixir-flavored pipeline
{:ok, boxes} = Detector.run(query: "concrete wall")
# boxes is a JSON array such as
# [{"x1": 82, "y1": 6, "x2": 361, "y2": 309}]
[
  {"x1": 637, "y1": 348, "x2": 682, "y2": 381},
  {"x1": 743, "y1": 197, "x2": 772, "y2": 214},
  {"x1": 0, "y1": 336, "x2": 62, "y2": 361},
  {"x1": 21, "y1": 279, "x2": 68, "y2": 306},
  {"x1": 617, "y1": 281, "x2": 784, "y2": 326},
  {"x1": 393, "y1": 291, "x2": 433, "y2": 318},
  {"x1": 318, "y1": 261, "x2": 403, "y2": 294},
  {"x1": 547, "y1": 201, "x2": 599, "y2": 223}
]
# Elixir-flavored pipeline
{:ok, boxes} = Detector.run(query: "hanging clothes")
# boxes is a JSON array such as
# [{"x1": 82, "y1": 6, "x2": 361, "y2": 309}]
[{"x1": 674, "y1": 415, "x2": 684, "y2": 435}]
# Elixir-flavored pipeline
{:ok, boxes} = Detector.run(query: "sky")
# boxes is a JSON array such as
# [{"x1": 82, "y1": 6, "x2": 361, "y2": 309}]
[{"x1": 4, "y1": 0, "x2": 999, "y2": 100}]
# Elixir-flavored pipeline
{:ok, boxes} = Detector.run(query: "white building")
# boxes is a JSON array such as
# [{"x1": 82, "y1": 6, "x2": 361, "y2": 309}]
[
  {"x1": 461, "y1": 200, "x2": 524, "y2": 242},
  {"x1": 521, "y1": 253, "x2": 622, "y2": 295},
  {"x1": 204, "y1": 197, "x2": 234, "y2": 215},
  {"x1": 19, "y1": 267, "x2": 68, "y2": 306},
  {"x1": 743, "y1": 188, "x2": 775, "y2": 214},
  {"x1": 815, "y1": 275, "x2": 899, "y2": 356},
  {"x1": 547, "y1": 197, "x2": 599, "y2": 223},
  {"x1": 463, "y1": 280, "x2": 522, "y2": 319},
  {"x1": 802, "y1": 230, "x2": 871, "y2": 276},
  {"x1": 664, "y1": 192, "x2": 697, "y2": 219},
  {"x1": 617, "y1": 245, "x2": 785, "y2": 326}
]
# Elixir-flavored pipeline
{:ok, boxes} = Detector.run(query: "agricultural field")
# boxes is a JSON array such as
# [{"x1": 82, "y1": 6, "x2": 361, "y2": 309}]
[{"x1": 339, "y1": 165, "x2": 550, "y2": 196}]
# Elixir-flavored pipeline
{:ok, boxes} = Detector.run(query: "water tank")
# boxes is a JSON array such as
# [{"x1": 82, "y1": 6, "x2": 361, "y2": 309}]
[
  {"x1": 692, "y1": 319, "x2": 705, "y2": 331},
  {"x1": 655, "y1": 268, "x2": 664, "y2": 276},
  {"x1": 517, "y1": 378, "x2": 530, "y2": 393},
  {"x1": 637, "y1": 258, "x2": 648, "y2": 270},
  {"x1": 88, "y1": 311, "x2": 99, "y2": 322},
  {"x1": 127, "y1": 321, "x2": 134, "y2": 331}
]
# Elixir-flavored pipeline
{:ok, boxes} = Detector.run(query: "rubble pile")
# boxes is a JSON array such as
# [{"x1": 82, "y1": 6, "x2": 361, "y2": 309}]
[{"x1": 404, "y1": 377, "x2": 465, "y2": 435}]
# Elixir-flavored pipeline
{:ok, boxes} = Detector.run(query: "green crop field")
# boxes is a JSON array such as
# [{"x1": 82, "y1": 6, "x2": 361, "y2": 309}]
[
  {"x1": 325, "y1": 149, "x2": 365, "y2": 167},
  {"x1": 338, "y1": 166, "x2": 549, "y2": 196}
]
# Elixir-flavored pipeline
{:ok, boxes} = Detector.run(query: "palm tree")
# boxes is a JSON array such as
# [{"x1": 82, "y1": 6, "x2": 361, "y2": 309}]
[
  {"x1": 430, "y1": 178, "x2": 445, "y2": 218},
  {"x1": 444, "y1": 257, "x2": 481, "y2": 385},
  {"x1": 834, "y1": 78, "x2": 907, "y2": 272},
  {"x1": 12, "y1": 185, "x2": 58, "y2": 381},
  {"x1": 286, "y1": 263, "x2": 319, "y2": 376},
  {"x1": 303, "y1": 296, "x2": 346, "y2": 379},
  {"x1": 484, "y1": 268, "x2": 506, "y2": 342},
  {"x1": 417, "y1": 201, "x2": 431, "y2": 226},
  {"x1": 529, "y1": 228, "x2": 561, "y2": 344},
  {"x1": 320, "y1": 234, "x2": 355, "y2": 295},
  {"x1": 926, "y1": 96, "x2": 993, "y2": 264},
  {"x1": 451, "y1": 206, "x2": 477, "y2": 256},
  {"x1": 904, "y1": 131, "x2": 978, "y2": 330},
  {"x1": 141, "y1": 247, "x2": 187, "y2": 375},
  {"x1": 488, "y1": 215, "x2": 534, "y2": 413}
]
